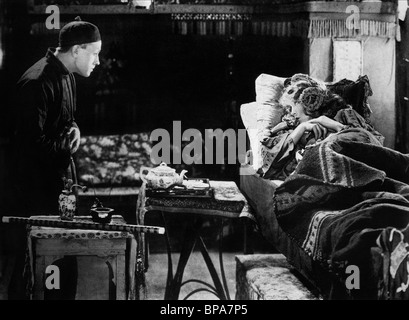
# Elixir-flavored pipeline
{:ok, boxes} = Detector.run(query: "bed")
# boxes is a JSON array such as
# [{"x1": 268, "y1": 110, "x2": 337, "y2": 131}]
[{"x1": 239, "y1": 73, "x2": 409, "y2": 300}]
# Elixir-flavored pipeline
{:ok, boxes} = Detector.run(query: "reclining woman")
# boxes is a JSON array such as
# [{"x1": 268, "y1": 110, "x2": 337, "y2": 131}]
[
  {"x1": 259, "y1": 73, "x2": 385, "y2": 181},
  {"x1": 259, "y1": 73, "x2": 409, "y2": 299}
]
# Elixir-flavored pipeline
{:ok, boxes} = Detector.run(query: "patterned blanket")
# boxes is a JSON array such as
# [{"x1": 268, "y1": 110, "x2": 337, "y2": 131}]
[
  {"x1": 274, "y1": 128, "x2": 409, "y2": 299},
  {"x1": 376, "y1": 224, "x2": 409, "y2": 300}
]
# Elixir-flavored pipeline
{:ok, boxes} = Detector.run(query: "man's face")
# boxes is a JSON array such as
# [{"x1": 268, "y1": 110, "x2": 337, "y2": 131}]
[{"x1": 74, "y1": 41, "x2": 102, "y2": 77}]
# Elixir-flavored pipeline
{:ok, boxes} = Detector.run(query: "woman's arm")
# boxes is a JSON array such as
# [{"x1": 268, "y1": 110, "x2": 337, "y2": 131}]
[
  {"x1": 309, "y1": 115, "x2": 346, "y2": 133},
  {"x1": 288, "y1": 121, "x2": 328, "y2": 145}
]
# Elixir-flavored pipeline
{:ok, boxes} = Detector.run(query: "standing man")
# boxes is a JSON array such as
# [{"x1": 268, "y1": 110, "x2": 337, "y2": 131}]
[
  {"x1": 11, "y1": 16, "x2": 101, "y2": 216},
  {"x1": 2, "y1": 17, "x2": 101, "y2": 299}
]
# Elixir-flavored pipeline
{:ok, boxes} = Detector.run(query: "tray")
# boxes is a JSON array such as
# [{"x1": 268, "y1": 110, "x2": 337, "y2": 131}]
[{"x1": 146, "y1": 178, "x2": 213, "y2": 198}]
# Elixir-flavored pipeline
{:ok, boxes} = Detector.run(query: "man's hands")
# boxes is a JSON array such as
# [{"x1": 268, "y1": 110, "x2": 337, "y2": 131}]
[{"x1": 67, "y1": 126, "x2": 81, "y2": 154}]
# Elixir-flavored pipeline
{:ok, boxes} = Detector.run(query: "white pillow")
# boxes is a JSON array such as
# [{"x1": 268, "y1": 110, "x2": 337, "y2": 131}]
[
  {"x1": 240, "y1": 102, "x2": 260, "y2": 171},
  {"x1": 255, "y1": 74, "x2": 287, "y2": 144}
]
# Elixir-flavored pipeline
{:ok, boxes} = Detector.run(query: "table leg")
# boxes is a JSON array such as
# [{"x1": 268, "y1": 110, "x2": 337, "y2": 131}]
[
  {"x1": 161, "y1": 211, "x2": 174, "y2": 300},
  {"x1": 33, "y1": 255, "x2": 45, "y2": 300},
  {"x1": 164, "y1": 215, "x2": 229, "y2": 300},
  {"x1": 197, "y1": 235, "x2": 228, "y2": 300},
  {"x1": 243, "y1": 219, "x2": 254, "y2": 254},
  {"x1": 116, "y1": 254, "x2": 126, "y2": 300},
  {"x1": 164, "y1": 214, "x2": 198, "y2": 300},
  {"x1": 218, "y1": 218, "x2": 230, "y2": 300}
]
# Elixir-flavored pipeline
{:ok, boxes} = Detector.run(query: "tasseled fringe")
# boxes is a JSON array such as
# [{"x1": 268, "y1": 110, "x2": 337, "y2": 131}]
[
  {"x1": 251, "y1": 20, "x2": 309, "y2": 38},
  {"x1": 171, "y1": 18, "x2": 396, "y2": 38},
  {"x1": 30, "y1": 18, "x2": 397, "y2": 39},
  {"x1": 308, "y1": 19, "x2": 396, "y2": 39},
  {"x1": 171, "y1": 19, "x2": 310, "y2": 37},
  {"x1": 172, "y1": 19, "x2": 250, "y2": 36}
]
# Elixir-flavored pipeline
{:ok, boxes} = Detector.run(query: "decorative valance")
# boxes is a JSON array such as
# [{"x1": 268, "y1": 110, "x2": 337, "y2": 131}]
[
  {"x1": 30, "y1": 17, "x2": 397, "y2": 39},
  {"x1": 171, "y1": 15, "x2": 397, "y2": 39},
  {"x1": 28, "y1": 1, "x2": 398, "y2": 39},
  {"x1": 308, "y1": 19, "x2": 396, "y2": 39}
]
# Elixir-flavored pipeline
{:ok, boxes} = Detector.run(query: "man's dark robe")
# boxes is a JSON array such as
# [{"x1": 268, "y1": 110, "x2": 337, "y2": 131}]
[{"x1": 10, "y1": 48, "x2": 79, "y2": 216}]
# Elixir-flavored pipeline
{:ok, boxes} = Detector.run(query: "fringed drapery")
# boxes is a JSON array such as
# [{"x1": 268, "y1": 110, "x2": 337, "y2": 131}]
[
  {"x1": 171, "y1": 12, "x2": 251, "y2": 36},
  {"x1": 171, "y1": 17, "x2": 311, "y2": 37},
  {"x1": 171, "y1": 14, "x2": 397, "y2": 38},
  {"x1": 308, "y1": 19, "x2": 396, "y2": 39},
  {"x1": 172, "y1": 19, "x2": 250, "y2": 36},
  {"x1": 29, "y1": 15, "x2": 397, "y2": 39}
]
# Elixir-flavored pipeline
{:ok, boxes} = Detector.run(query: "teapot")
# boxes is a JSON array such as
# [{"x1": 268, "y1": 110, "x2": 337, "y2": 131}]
[{"x1": 140, "y1": 162, "x2": 187, "y2": 189}]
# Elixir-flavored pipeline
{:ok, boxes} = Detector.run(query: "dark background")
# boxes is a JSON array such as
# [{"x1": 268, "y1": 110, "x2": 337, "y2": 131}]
[
  {"x1": 0, "y1": 0, "x2": 305, "y2": 191},
  {"x1": 2, "y1": 0, "x2": 408, "y2": 241},
  {"x1": 0, "y1": 1, "x2": 305, "y2": 252}
]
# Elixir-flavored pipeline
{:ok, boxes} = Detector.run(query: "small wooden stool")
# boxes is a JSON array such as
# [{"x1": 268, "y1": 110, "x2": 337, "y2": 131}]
[
  {"x1": 235, "y1": 254, "x2": 320, "y2": 300},
  {"x1": 28, "y1": 215, "x2": 136, "y2": 300}
]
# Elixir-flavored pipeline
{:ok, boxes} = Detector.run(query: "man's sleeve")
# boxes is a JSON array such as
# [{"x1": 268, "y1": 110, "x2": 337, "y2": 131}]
[{"x1": 16, "y1": 79, "x2": 69, "y2": 159}]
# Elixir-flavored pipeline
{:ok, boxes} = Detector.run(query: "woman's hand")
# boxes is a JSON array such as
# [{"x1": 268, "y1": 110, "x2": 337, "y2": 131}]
[
  {"x1": 288, "y1": 121, "x2": 328, "y2": 146},
  {"x1": 309, "y1": 116, "x2": 345, "y2": 133},
  {"x1": 300, "y1": 122, "x2": 328, "y2": 141}
]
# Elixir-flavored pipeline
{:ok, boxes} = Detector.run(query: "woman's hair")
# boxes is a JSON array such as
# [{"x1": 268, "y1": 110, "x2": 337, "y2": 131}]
[
  {"x1": 320, "y1": 92, "x2": 349, "y2": 118},
  {"x1": 280, "y1": 73, "x2": 348, "y2": 119}
]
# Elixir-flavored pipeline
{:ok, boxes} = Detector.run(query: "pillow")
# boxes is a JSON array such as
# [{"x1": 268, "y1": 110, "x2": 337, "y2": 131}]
[
  {"x1": 326, "y1": 75, "x2": 373, "y2": 121},
  {"x1": 240, "y1": 102, "x2": 261, "y2": 171},
  {"x1": 255, "y1": 74, "x2": 287, "y2": 144},
  {"x1": 238, "y1": 74, "x2": 286, "y2": 174}
]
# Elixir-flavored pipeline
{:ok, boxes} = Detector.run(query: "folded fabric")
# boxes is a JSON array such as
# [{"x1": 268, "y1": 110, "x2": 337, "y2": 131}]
[{"x1": 326, "y1": 75, "x2": 373, "y2": 122}]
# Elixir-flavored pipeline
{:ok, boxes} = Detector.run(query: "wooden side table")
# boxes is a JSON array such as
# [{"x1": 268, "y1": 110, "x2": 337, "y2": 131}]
[
  {"x1": 136, "y1": 180, "x2": 254, "y2": 300},
  {"x1": 28, "y1": 215, "x2": 137, "y2": 300}
]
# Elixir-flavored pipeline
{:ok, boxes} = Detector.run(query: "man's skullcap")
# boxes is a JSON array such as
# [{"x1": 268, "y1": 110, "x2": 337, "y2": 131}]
[{"x1": 59, "y1": 16, "x2": 101, "y2": 48}]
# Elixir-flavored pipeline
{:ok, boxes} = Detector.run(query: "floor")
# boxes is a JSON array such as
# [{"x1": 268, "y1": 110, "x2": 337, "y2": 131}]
[
  {"x1": 145, "y1": 250, "x2": 240, "y2": 300},
  {"x1": 0, "y1": 248, "x2": 267, "y2": 301},
  {"x1": 142, "y1": 214, "x2": 275, "y2": 300}
]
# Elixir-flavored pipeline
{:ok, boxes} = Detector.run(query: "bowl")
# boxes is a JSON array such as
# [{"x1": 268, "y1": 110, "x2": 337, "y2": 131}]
[{"x1": 90, "y1": 207, "x2": 114, "y2": 224}]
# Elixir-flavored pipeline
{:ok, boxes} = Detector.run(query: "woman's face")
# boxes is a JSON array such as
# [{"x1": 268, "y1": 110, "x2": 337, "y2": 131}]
[
  {"x1": 281, "y1": 86, "x2": 311, "y2": 123},
  {"x1": 292, "y1": 102, "x2": 311, "y2": 123}
]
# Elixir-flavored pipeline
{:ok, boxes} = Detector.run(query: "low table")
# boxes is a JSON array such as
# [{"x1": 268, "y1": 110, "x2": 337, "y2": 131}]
[
  {"x1": 136, "y1": 180, "x2": 254, "y2": 300},
  {"x1": 27, "y1": 215, "x2": 138, "y2": 300}
]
